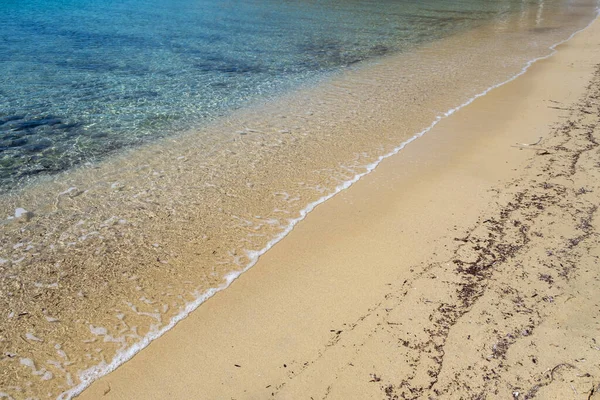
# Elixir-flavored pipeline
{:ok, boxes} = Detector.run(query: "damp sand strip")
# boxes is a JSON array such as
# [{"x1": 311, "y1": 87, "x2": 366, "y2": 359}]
[{"x1": 76, "y1": 11, "x2": 600, "y2": 400}]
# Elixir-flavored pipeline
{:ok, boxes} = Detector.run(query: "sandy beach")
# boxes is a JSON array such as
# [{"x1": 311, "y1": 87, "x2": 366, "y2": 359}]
[{"x1": 70, "y1": 13, "x2": 600, "y2": 400}]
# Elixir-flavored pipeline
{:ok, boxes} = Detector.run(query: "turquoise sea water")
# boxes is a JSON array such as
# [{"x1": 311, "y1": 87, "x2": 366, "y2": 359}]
[{"x1": 0, "y1": 0, "x2": 562, "y2": 190}]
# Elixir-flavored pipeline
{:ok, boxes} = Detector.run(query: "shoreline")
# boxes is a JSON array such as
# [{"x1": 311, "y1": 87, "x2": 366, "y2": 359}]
[
  {"x1": 76, "y1": 10, "x2": 600, "y2": 400},
  {"x1": 2, "y1": 4, "x2": 599, "y2": 398},
  {"x1": 70, "y1": 11, "x2": 600, "y2": 398}
]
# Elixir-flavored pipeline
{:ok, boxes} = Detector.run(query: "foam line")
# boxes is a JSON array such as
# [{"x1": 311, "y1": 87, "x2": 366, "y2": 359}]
[{"x1": 60, "y1": 8, "x2": 600, "y2": 399}]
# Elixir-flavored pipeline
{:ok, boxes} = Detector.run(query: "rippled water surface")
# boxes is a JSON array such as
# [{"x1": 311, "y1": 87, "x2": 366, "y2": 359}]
[{"x1": 0, "y1": 0, "x2": 556, "y2": 189}]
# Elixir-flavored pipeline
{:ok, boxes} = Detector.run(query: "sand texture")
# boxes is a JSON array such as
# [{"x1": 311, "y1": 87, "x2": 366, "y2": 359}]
[
  {"x1": 72, "y1": 15, "x2": 600, "y2": 400},
  {"x1": 8, "y1": 7, "x2": 600, "y2": 398}
]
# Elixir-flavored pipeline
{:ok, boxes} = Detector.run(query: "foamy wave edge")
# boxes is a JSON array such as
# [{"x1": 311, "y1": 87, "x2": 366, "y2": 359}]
[{"x1": 60, "y1": 8, "x2": 600, "y2": 399}]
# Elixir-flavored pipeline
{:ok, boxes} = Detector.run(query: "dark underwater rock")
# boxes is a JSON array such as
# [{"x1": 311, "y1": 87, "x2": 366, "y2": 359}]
[
  {"x1": 0, "y1": 115, "x2": 26, "y2": 125},
  {"x1": 22, "y1": 138, "x2": 52, "y2": 153},
  {"x1": 9, "y1": 138, "x2": 29, "y2": 147},
  {"x1": 8, "y1": 117, "x2": 62, "y2": 131}
]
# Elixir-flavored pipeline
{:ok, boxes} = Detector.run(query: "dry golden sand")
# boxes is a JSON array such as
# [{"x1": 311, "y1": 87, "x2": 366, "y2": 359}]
[{"x1": 77, "y1": 14, "x2": 600, "y2": 400}]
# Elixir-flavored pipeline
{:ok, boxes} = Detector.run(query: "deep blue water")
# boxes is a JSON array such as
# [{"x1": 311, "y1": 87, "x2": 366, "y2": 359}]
[{"x1": 0, "y1": 0, "x2": 564, "y2": 189}]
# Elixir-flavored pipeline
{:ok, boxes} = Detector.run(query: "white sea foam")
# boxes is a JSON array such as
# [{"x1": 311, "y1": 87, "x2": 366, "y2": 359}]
[
  {"x1": 58, "y1": 10, "x2": 600, "y2": 400},
  {"x1": 19, "y1": 358, "x2": 53, "y2": 381},
  {"x1": 14, "y1": 208, "x2": 28, "y2": 218},
  {"x1": 25, "y1": 333, "x2": 43, "y2": 342},
  {"x1": 89, "y1": 326, "x2": 107, "y2": 336}
]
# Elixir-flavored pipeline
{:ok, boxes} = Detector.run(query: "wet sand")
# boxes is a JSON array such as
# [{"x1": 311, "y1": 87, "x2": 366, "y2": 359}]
[{"x1": 77, "y1": 12, "x2": 600, "y2": 400}]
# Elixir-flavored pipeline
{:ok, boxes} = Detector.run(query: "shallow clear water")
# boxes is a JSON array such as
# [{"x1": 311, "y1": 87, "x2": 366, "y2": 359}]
[{"x1": 0, "y1": 0, "x2": 550, "y2": 189}]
